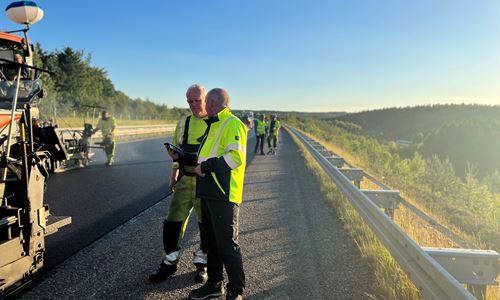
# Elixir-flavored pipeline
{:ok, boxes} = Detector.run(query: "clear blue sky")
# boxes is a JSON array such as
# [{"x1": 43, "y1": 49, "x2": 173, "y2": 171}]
[{"x1": 2, "y1": 0, "x2": 499, "y2": 112}]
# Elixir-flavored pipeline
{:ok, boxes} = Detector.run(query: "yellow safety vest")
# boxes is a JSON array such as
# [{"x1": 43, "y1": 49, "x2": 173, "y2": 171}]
[
  {"x1": 255, "y1": 119, "x2": 266, "y2": 135},
  {"x1": 96, "y1": 117, "x2": 117, "y2": 139},
  {"x1": 197, "y1": 108, "x2": 248, "y2": 204}
]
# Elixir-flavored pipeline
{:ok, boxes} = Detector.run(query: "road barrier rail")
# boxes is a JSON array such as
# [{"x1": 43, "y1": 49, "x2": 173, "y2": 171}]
[{"x1": 287, "y1": 126, "x2": 499, "y2": 300}]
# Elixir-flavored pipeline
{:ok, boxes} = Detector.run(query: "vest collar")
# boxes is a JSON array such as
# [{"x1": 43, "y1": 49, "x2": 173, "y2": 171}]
[{"x1": 206, "y1": 107, "x2": 230, "y2": 124}]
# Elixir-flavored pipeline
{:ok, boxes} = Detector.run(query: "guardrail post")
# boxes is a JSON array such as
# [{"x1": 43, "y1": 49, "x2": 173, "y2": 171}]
[
  {"x1": 339, "y1": 168, "x2": 364, "y2": 188},
  {"x1": 361, "y1": 190, "x2": 402, "y2": 220},
  {"x1": 423, "y1": 247, "x2": 500, "y2": 300},
  {"x1": 325, "y1": 156, "x2": 345, "y2": 168},
  {"x1": 468, "y1": 285, "x2": 486, "y2": 300}
]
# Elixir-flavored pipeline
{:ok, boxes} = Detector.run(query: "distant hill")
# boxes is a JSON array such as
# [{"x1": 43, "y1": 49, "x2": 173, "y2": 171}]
[
  {"x1": 287, "y1": 111, "x2": 347, "y2": 119},
  {"x1": 333, "y1": 104, "x2": 500, "y2": 177},
  {"x1": 334, "y1": 104, "x2": 500, "y2": 141},
  {"x1": 232, "y1": 110, "x2": 346, "y2": 119}
]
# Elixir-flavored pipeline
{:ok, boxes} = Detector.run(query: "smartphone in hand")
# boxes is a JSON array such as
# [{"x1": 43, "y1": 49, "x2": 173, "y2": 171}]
[{"x1": 164, "y1": 142, "x2": 184, "y2": 156}]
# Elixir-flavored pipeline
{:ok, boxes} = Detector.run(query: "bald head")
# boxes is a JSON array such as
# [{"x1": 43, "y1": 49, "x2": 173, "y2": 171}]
[{"x1": 206, "y1": 88, "x2": 230, "y2": 116}]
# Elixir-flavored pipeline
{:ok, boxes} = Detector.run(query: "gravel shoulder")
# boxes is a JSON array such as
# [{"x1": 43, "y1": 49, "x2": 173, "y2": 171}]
[{"x1": 22, "y1": 131, "x2": 374, "y2": 300}]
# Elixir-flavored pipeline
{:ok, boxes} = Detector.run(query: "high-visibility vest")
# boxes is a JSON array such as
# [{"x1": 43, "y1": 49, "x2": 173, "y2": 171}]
[
  {"x1": 269, "y1": 120, "x2": 281, "y2": 137},
  {"x1": 172, "y1": 114, "x2": 207, "y2": 169},
  {"x1": 255, "y1": 119, "x2": 266, "y2": 135},
  {"x1": 197, "y1": 108, "x2": 248, "y2": 204},
  {"x1": 96, "y1": 117, "x2": 117, "y2": 139}
]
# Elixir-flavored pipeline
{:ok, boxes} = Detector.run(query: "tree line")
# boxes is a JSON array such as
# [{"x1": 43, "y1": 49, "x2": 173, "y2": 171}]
[
  {"x1": 332, "y1": 104, "x2": 500, "y2": 178},
  {"x1": 33, "y1": 45, "x2": 188, "y2": 121}
]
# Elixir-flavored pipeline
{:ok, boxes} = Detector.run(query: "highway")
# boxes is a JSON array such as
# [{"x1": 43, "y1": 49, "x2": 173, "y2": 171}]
[
  {"x1": 23, "y1": 131, "x2": 374, "y2": 299},
  {"x1": 44, "y1": 137, "x2": 173, "y2": 269}
]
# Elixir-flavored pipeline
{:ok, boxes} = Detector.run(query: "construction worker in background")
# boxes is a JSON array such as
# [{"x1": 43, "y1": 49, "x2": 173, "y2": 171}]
[
  {"x1": 191, "y1": 88, "x2": 247, "y2": 300},
  {"x1": 93, "y1": 111, "x2": 116, "y2": 166},
  {"x1": 254, "y1": 114, "x2": 267, "y2": 155},
  {"x1": 266, "y1": 114, "x2": 281, "y2": 155},
  {"x1": 149, "y1": 84, "x2": 209, "y2": 284}
]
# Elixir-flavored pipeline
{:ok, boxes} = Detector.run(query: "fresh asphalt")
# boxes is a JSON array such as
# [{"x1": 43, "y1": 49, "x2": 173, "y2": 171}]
[{"x1": 44, "y1": 136, "x2": 174, "y2": 269}]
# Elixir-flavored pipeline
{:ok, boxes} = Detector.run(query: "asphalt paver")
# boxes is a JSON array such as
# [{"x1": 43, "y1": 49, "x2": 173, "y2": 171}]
[{"x1": 23, "y1": 131, "x2": 374, "y2": 299}]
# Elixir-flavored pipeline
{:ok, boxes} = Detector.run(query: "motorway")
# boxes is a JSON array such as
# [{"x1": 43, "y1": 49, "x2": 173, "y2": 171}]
[
  {"x1": 24, "y1": 131, "x2": 374, "y2": 299},
  {"x1": 44, "y1": 136, "x2": 173, "y2": 269}
]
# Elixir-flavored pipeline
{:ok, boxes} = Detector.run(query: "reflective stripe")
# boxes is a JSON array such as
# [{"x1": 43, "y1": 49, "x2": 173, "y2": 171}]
[
  {"x1": 211, "y1": 172, "x2": 226, "y2": 195},
  {"x1": 198, "y1": 156, "x2": 209, "y2": 164},
  {"x1": 197, "y1": 116, "x2": 235, "y2": 164},
  {"x1": 223, "y1": 154, "x2": 238, "y2": 169},
  {"x1": 163, "y1": 250, "x2": 180, "y2": 265},
  {"x1": 193, "y1": 249, "x2": 207, "y2": 265},
  {"x1": 225, "y1": 143, "x2": 246, "y2": 153},
  {"x1": 209, "y1": 117, "x2": 235, "y2": 157}
]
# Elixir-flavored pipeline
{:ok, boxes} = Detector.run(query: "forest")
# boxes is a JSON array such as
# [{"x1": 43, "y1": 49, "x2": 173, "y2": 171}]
[
  {"x1": 333, "y1": 104, "x2": 500, "y2": 178},
  {"x1": 32, "y1": 45, "x2": 187, "y2": 121}
]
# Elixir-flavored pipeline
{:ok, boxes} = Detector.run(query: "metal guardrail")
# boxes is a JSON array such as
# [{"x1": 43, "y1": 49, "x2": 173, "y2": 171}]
[{"x1": 286, "y1": 126, "x2": 497, "y2": 300}]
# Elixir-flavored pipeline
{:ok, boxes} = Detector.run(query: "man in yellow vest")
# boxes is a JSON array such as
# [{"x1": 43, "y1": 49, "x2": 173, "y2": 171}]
[
  {"x1": 266, "y1": 114, "x2": 281, "y2": 155},
  {"x1": 253, "y1": 114, "x2": 267, "y2": 155},
  {"x1": 94, "y1": 111, "x2": 116, "y2": 166},
  {"x1": 149, "y1": 84, "x2": 209, "y2": 283},
  {"x1": 190, "y1": 88, "x2": 247, "y2": 300}
]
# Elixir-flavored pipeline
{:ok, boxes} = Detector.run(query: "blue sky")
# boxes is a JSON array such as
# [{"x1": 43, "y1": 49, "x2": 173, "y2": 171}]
[{"x1": 2, "y1": 1, "x2": 499, "y2": 112}]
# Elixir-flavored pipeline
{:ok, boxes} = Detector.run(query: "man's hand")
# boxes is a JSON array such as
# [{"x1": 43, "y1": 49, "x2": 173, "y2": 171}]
[
  {"x1": 169, "y1": 177, "x2": 177, "y2": 192},
  {"x1": 194, "y1": 165, "x2": 205, "y2": 177},
  {"x1": 169, "y1": 169, "x2": 179, "y2": 192},
  {"x1": 165, "y1": 147, "x2": 179, "y2": 161}
]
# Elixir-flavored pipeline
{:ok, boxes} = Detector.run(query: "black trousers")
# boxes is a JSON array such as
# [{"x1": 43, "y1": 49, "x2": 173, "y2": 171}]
[
  {"x1": 163, "y1": 221, "x2": 207, "y2": 255},
  {"x1": 254, "y1": 134, "x2": 265, "y2": 154},
  {"x1": 201, "y1": 199, "x2": 245, "y2": 295}
]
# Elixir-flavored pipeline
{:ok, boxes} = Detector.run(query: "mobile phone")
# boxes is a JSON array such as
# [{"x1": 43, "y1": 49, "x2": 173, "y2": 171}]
[{"x1": 164, "y1": 142, "x2": 184, "y2": 156}]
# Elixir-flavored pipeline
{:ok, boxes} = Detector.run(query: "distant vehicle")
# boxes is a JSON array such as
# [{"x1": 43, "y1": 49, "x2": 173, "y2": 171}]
[{"x1": 0, "y1": 2, "x2": 71, "y2": 296}]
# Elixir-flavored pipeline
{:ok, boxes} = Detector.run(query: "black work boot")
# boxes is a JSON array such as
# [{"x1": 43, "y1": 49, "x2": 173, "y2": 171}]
[
  {"x1": 194, "y1": 264, "x2": 208, "y2": 283},
  {"x1": 149, "y1": 262, "x2": 177, "y2": 282},
  {"x1": 189, "y1": 281, "x2": 224, "y2": 300}
]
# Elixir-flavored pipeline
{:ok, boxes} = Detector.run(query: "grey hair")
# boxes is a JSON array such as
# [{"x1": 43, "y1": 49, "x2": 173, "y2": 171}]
[
  {"x1": 186, "y1": 84, "x2": 206, "y2": 98},
  {"x1": 207, "y1": 88, "x2": 230, "y2": 108}
]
